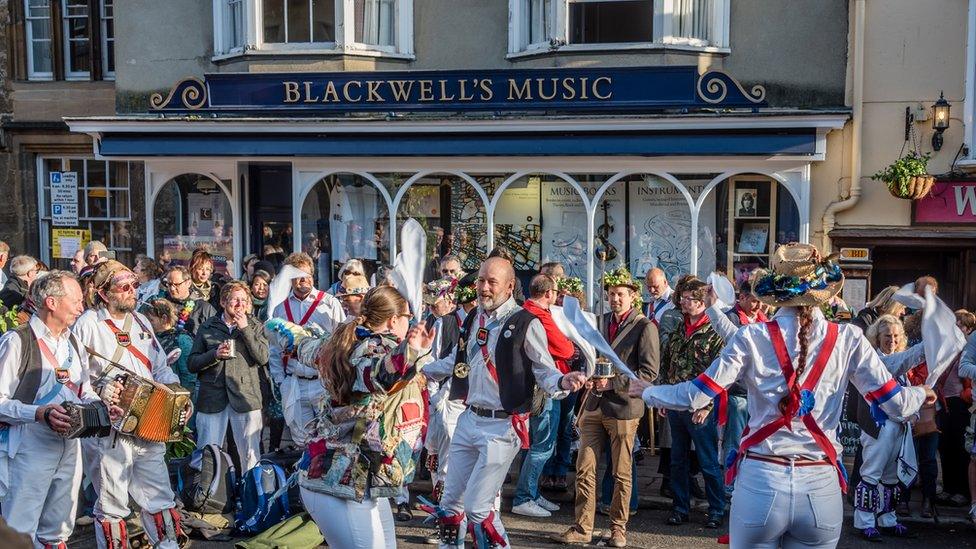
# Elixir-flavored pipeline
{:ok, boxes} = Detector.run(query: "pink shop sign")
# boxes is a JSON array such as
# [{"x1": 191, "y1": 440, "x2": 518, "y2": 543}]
[{"x1": 912, "y1": 180, "x2": 976, "y2": 225}]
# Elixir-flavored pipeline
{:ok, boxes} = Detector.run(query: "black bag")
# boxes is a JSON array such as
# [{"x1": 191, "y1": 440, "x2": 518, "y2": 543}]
[{"x1": 178, "y1": 444, "x2": 238, "y2": 514}]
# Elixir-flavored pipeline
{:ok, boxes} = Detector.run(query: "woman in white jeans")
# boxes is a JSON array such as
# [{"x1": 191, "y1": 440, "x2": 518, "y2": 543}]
[
  {"x1": 629, "y1": 243, "x2": 935, "y2": 549},
  {"x1": 267, "y1": 285, "x2": 434, "y2": 548}
]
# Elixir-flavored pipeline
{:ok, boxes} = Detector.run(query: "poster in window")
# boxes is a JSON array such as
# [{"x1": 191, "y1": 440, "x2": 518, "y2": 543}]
[
  {"x1": 541, "y1": 180, "x2": 625, "y2": 282},
  {"x1": 628, "y1": 176, "x2": 716, "y2": 283},
  {"x1": 494, "y1": 177, "x2": 542, "y2": 270},
  {"x1": 735, "y1": 189, "x2": 759, "y2": 217},
  {"x1": 737, "y1": 223, "x2": 769, "y2": 254}
]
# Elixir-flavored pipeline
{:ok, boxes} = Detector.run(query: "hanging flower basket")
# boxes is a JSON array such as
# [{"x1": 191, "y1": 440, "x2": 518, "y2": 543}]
[{"x1": 870, "y1": 152, "x2": 935, "y2": 200}]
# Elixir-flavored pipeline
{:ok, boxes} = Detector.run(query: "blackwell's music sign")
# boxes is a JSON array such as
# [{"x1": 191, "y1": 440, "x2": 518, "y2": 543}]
[{"x1": 150, "y1": 66, "x2": 766, "y2": 113}]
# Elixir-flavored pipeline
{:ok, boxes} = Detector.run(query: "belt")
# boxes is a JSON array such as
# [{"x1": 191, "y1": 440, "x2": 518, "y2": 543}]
[
  {"x1": 285, "y1": 372, "x2": 319, "y2": 381},
  {"x1": 746, "y1": 452, "x2": 831, "y2": 467},
  {"x1": 469, "y1": 406, "x2": 510, "y2": 420}
]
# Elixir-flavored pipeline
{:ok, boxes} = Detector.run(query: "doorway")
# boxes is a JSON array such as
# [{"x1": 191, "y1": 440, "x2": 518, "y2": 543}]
[{"x1": 246, "y1": 163, "x2": 293, "y2": 273}]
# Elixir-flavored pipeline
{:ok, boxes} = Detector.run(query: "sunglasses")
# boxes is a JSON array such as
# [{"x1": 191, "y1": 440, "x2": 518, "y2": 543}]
[{"x1": 111, "y1": 283, "x2": 136, "y2": 293}]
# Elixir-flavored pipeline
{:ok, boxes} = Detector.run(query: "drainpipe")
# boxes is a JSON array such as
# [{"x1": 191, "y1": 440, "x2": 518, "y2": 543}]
[{"x1": 822, "y1": 0, "x2": 865, "y2": 252}]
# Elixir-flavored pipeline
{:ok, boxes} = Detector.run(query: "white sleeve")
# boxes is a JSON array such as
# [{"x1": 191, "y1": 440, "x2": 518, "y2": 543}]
[
  {"x1": 879, "y1": 343, "x2": 925, "y2": 379},
  {"x1": 958, "y1": 332, "x2": 976, "y2": 380},
  {"x1": 705, "y1": 305, "x2": 739, "y2": 343},
  {"x1": 525, "y1": 319, "x2": 568, "y2": 399},
  {"x1": 422, "y1": 345, "x2": 457, "y2": 381}
]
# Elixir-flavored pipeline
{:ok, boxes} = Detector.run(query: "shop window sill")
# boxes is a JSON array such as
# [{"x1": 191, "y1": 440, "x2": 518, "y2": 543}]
[
  {"x1": 213, "y1": 46, "x2": 415, "y2": 63},
  {"x1": 506, "y1": 42, "x2": 730, "y2": 60}
]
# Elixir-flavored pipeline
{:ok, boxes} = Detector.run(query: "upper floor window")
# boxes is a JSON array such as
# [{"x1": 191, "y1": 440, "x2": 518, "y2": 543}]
[
  {"x1": 213, "y1": 0, "x2": 412, "y2": 59},
  {"x1": 510, "y1": 0, "x2": 729, "y2": 55},
  {"x1": 21, "y1": 0, "x2": 115, "y2": 81}
]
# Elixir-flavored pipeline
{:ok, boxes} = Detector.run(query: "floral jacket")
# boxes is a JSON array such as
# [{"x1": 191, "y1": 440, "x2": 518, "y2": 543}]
[
  {"x1": 299, "y1": 330, "x2": 432, "y2": 502},
  {"x1": 661, "y1": 316, "x2": 724, "y2": 384}
]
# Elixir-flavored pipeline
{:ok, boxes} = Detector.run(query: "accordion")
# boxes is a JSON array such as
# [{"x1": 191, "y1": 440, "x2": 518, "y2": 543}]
[
  {"x1": 61, "y1": 401, "x2": 113, "y2": 439},
  {"x1": 113, "y1": 374, "x2": 193, "y2": 443}
]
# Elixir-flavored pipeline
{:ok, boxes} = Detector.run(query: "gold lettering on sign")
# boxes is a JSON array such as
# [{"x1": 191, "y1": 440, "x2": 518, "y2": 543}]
[
  {"x1": 303, "y1": 82, "x2": 319, "y2": 103},
  {"x1": 283, "y1": 82, "x2": 301, "y2": 103},
  {"x1": 536, "y1": 78, "x2": 558, "y2": 100},
  {"x1": 418, "y1": 80, "x2": 434, "y2": 101},
  {"x1": 366, "y1": 81, "x2": 385, "y2": 102},
  {"x1": 458, "y1": 79, "x2": 474, "y2": 101},
  {"x1": 508, "y1": 78, "x2": 532, "y2": 100},
  {"x1": 561, "y1": 78, "x2": 577, "y2": 100},
  {"x1": 438, "y1": 80, "x2": 456, "y2": 101},
  {"x1": 592, "y1": 76, "x2": 612, "y2": 99},
  {"x1": 579, "y1": 77, "x2": 589, "y2": 99},
  {"x1": 322, "y1": 81, "x2": 339, "y2": 102},
  {"x1": 479, "y1": 79, "x2": 493, "y2": 100},
  {"x1": 343, "y1": 81, "x2": 363, "y2": 102},
  {"x1": 388, "y1": 80, "x2": 414, "y2": 101}
]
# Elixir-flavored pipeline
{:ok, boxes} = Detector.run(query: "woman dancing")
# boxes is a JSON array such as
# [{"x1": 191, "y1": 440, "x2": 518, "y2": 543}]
[{"x1": 629, "y1": 243, "x2": 934, "y2": 549}]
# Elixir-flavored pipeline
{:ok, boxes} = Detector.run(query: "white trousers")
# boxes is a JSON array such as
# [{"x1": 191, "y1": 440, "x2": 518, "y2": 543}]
[
  {"x1": 196, "y1": 406, "x2": 262, "y2": 472},
  {"x1": 82, "y1": 434, "x2": 178, "y2": 549},
  {"x1": 438, "y1": 410, "x2": 519, "y2": 549},
  {"x1": 301, "y1": 487, "x2": 396, "y2": 549},
  {"x1": 281, "y1": 376, "x2": 325, "y2": 446},
  {"x1": 854, "y1": 422, "x2": 904, "y2": 529},
  {"x1": 426, "y1": 395, "x2": 465, "y2": 484},
  {"x1": 729, "y1": 458, "x2": 843, "y2": 549},
  {"x1": 2, "y1": 423, "x2": 82, "y2": 548}
]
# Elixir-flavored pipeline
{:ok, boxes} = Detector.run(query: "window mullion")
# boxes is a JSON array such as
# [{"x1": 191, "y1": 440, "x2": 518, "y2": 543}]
[
  {"x1": 338, "y1": 0, "x2": 354, "y2": 49},
  {"x1": 51, "y1": 0, "x2": 65, "y2": 79},
  {"x1": 398, "y1": 0, "x2": 413, "y2": 54}
]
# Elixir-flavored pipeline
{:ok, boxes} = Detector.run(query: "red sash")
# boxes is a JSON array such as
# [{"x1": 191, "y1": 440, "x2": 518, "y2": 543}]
[
  {"x1": 725, "y1": 321, "x2": 847, "y2": 492},
  {"x1": 103, "y1": 319, "x2": 153, "y2": 372},
  {"x1": 282, "y1": 291, "x2": 325, "y2": 374}
]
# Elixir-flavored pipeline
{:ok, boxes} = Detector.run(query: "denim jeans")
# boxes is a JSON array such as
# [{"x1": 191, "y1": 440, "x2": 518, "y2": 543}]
[
  {"x1": 513, "y1": 398, "x2": 558, "y2": 506},
  {"x1": 600, "y1": 440, "x2": 638, "y2": 510},
  {"x1": 723, "y1": 394, "x2": 749, "y2": 493},
  {"x1": 543, "y1": 392, "x2": 578, "y2": 477},
  {"x1": 914, "y1": 431, "x2": 940, "y2": 499},
  {"x1": 668, "y1": 409, "x2": 725, "y2": 517}
]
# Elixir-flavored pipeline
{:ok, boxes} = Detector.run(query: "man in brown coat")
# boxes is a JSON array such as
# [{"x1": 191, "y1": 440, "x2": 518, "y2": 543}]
[{"x1": 552, "y1": 268, "x2": 659, "y2": 548}]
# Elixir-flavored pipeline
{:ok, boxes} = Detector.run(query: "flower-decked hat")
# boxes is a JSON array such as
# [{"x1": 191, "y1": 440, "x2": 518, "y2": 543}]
[
  {"x1": 751, "y1": 243, "x2": 844, "y2": 308},
  {"x1": 424, "y1": 276, "x2": 458, "y2": 305},
  {"x1": 454, "y1": 272, "x2": 478, "y2": 305},
  {"x1": 601, "y1": 267, "x2": 644, "y2": 311}
]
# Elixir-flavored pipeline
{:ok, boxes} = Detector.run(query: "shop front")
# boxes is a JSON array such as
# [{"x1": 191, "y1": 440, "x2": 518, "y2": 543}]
[{"x1": 66, "y1": 66, "x2": 847, "y2": 305}]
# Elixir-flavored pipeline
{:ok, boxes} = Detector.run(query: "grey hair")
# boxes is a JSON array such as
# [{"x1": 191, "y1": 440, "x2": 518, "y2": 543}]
[
  {"x1": 10, "y1": 255, "x2": 38, "y2": 277},
  {"x1": 30, "y1": 270, "x2": 76, "y2": 308},
  {"x1": 165, "y1": 265, "x2": 190, "y2": 279}
]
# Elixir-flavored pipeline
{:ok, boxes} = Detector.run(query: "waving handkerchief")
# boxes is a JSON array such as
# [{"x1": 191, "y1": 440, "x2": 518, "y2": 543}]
[
  {"x1": 561, "y1": 296, "x2": 635, "y2": 379},
  {"x1": 707, "y1": 272, "x2": 736, "y2": 310}
]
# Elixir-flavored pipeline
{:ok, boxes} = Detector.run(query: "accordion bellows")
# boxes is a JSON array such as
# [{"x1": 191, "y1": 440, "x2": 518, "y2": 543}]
[{"x1": 114, "y1": 375, "x2": 193, "y2": 442}]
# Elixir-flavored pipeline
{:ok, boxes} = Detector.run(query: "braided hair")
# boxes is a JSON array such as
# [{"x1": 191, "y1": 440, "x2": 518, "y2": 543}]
[{"x1": 794, "y1": 305, "x2": 815, "y2": 380}]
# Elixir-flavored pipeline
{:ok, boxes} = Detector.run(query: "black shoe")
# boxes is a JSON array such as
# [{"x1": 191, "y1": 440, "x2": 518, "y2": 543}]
[
  {"x1": 666, "y1": 511, "x2": 689, "y2": 525},
  {"x1": 395, "y1": 502, "x2": 413, "y2": 522},
  {"x1": 705, "y1": 515, "x2": 723, "y2": 529}
]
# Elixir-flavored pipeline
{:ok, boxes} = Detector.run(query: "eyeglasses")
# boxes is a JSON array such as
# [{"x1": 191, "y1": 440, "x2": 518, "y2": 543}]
[
  {"x1": 111, "y1": 283, "x2": 136, "y2": 294},
  {"x1": 397, "y1": 312, "x2": 414, "y2": 320},
  {"x1": 164, "y1": 279, "x2": 189, "y2": 288},
  {"x1": 679, "y1": 296, "x2": 702, "y2": 303}
]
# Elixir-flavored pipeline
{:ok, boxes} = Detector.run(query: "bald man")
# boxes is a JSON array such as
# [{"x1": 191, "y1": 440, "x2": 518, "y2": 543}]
[
  {"x1": 644, "y1": 268, "x2": 674, "y2": 326},
  {"x1": 423, "y1": 258, "x2": 587, "y2": 548}
]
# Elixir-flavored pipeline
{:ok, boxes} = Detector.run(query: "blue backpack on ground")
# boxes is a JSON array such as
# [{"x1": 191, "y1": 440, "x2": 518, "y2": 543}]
[{"x1": 236, "y1": 460, "x2": 291, "y2": 534}]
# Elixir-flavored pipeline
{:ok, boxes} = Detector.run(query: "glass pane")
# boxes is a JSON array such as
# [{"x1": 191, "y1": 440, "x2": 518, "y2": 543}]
[
  {"x1": 674, "y1": 0, "x2": 711, "y2": 41},
  {"x1": 90, "y1": 220, "x2": 111, "y2": 244},
  {"x1": 68, "y1": 39, "x2": 91, "y2": 73},
  {"x1": 153, "y1": 174, "x2": 234, "y2": 275},
  {"x1": 86, "y1": 188, "x2": 108, "y2": 218},
  {"x1": 353, "y1": 0, "x2": 391, "y2": 45},
  {"x1": 492, "y1": 175, "x2": 546, "y2": 293},
  {"x1": 569, "y1": 0, "x2": 653, "y2": 44},
  {"x1": 110, "y1": 190, "x2": 129, "y2": 218},
  {"x1": 30, "y1": 17, "x2": 51, "y2": 39},
  {"x1": 105, "y1": 39, "x2": 115, "y2": 73},
  {"x1": 312, "y1": 0, "x2": 336, "y2": 42},
  {"x1": 31, "y1": 39, "x2": 52, "y2": 73},
  {"x1": 262, "y1": 0, "x2": 285, "y2": 42},
  {"x1": 301, "y1": 173, "x2": 390, "y2": 290},
  {"x1": 111, "y1": 220, "x2": 133, "y2": 251},
  {"x1": 287, "y1": 0, "x2": 311, "y2": 42},
  {"x1": 28, "y1": 0, "x2": 50, "y2": 18},
  {"x1": 107, "y1": 160, "x2": 128, "y2": 188},
  {"x1": 65, "y1": 0, "x2": 89, "y2": 17},
  {"x1": 87, "y1": 160, "x2": 106, "y2": 188},
  {"x1": 67, "y1": 158, "x2": 85, "y2": 174}
]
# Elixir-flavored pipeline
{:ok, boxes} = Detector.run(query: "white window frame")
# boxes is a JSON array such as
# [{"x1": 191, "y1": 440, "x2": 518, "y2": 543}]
[
  {"x1": 25, "y1": 0, "x2": 54, "y2": 81},
  {"x1": 100, "y1": 0, "x2": 115, "y2": 80},
  {"x1": 212, "y1": 0, "x2": 414, "y2": 61},
  {"x1": 508, "y1": 0, "x2": 729, "y2": 58},
  {"x1": 36, "y1": 156, "x2": 135, "y2": 266},
  {"x1": 61, "y1": 0, "x2": 92, "y2": 80}
]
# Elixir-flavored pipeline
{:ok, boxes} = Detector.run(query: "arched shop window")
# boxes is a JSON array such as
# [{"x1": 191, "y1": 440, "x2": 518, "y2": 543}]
[
  {"x1": 593, "y1": 174, "x2": 698, "y2": 289},
  {"x1": 708, "y1": 175, "x2": 800, "y2": 285},
  {"x1": 494, "y1": 173, "x2": 587, "y2": 290},
  {"x1": 301, "y1": 173, "x2": 391, "y2": 290},
  {"x1": 152, "y1": 174, "x2": 234, "y2": 274},
  {"x1": 392, "y1": 174, "x2": 488, "y2": 282}
]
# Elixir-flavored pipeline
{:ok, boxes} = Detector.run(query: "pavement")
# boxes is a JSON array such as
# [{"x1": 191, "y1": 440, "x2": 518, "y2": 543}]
[{"x1": 67, "y1": 452, "x2": 976, "y2": 548}]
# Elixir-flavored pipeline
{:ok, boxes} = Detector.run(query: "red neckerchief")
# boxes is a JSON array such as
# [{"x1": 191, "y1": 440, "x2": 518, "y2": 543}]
[
  {"x1": 609, "y1": 309, "x2": 633, "y2": 342},
  {"x1": 735, "y1": 304, "x2": 769, "y2": 326},
  {"x1": 683, "y1": 313, "x2": 709, "y2": 338}
]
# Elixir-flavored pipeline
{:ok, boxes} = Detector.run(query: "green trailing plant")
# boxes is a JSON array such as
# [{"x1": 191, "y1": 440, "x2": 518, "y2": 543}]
[
  {"x1": 870, "y1": 152, "x2": 931, "y2": 197},
  {"x1": 0, "y1": 303, "x2": 20, "y2": 334}
]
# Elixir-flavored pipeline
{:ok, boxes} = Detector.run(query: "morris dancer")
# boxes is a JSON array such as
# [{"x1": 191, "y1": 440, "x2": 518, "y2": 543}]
[
  {"x1": 73, "y1": 261, "x2": 184, "y2": 549},
  {"x1": 629, "y1": 244, "x2": 933, "y2": 549},
  {"x1": 268, "y1": 253, "x2": 344, "y2": 445},
  {"x1": 0, "y1": 271, "x2": 121, "y2": 549},
  {"x1": 422, "y1": 257, "x2": 587, "y2": 548}
]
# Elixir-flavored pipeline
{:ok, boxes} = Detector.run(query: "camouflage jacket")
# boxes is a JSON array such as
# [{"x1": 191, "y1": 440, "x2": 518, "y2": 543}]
[{"x1": 661, "y1": 316, "x2": 724, "y2": 384}]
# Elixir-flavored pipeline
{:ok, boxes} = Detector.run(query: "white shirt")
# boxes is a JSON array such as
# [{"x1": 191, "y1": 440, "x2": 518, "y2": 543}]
[
  {"x1": 424, "y1": 297, "x2": 567, "y2": 411},
  {"x1": 269, "y1": 290, "x2": 345, "y2": 383},
  {"x1": 642, "y1": 307, "x2": 926, "y2": 459},
  {"x1": 646, "y1": 287, "x2": 675, "y2": 324},
  {"x1": 72, "y1": 307, "x2": 178, "y2": 385}
]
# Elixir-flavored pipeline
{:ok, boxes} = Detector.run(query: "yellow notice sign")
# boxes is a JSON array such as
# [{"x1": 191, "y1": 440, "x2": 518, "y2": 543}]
[{"x1": 52, "y1": 228, "x2": 91, "y2": 259}]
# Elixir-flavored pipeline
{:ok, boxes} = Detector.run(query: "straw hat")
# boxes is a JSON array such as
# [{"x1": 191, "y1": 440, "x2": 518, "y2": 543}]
[
  {"x1": 338, "y1": 273, "x2": 370, "y2": 297},
  {"x1": 750, "y1": 243, "x2": 844, "y2": 307},
  {"x1": 424, "y1": 276, "x2": 458, "y2": 305}
]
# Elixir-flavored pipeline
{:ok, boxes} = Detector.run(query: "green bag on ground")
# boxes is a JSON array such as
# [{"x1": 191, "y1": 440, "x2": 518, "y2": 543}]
[{"x1": 234, "y1": 512, "x2": 324, "y2": 549}]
